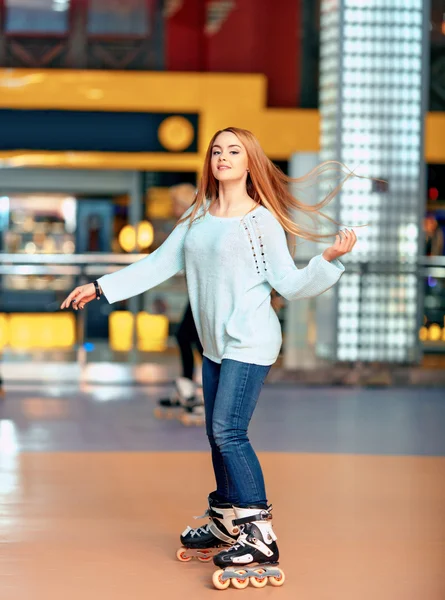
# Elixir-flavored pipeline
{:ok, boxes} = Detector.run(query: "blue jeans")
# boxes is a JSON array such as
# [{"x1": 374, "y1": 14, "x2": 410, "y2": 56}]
[{"x1": 202, "y1": 357, "x2": 271, "y2": 508}]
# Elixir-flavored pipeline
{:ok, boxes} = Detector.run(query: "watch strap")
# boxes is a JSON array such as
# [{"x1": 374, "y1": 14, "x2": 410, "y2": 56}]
[{"x1": 93, "y1": 280, "x2": 101, "y2": 300}]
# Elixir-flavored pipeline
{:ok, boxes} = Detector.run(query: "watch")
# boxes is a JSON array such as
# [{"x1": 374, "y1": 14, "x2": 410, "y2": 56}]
[{"x1": 93, "y1": 280, "x2": 102, "y2": 300}]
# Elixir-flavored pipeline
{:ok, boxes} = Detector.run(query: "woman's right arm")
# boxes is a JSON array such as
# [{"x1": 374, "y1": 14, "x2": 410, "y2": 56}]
[
  {"x1": 61, "y1": 212, "x2": 191, "y2": 309},
  {"x1": 98, "y1": 217, "x2": 189, "y2": 303}
]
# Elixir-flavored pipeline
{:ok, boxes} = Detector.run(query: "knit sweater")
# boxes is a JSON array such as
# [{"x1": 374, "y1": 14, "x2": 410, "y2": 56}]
[{"x1": 98, "y1": 205, "x2": 345, "y2": 366}]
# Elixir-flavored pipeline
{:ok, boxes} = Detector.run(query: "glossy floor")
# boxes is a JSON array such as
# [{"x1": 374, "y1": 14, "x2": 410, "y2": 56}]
[{"x1": 0, "y1": 384, "x2": 444, "y2": 599}]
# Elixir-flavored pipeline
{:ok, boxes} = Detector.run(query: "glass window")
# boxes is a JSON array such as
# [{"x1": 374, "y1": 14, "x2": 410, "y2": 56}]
[
  {"x1": 6, "y1": 0, "x2": 70, "y2": 34},
  {"x1": 87, "y1": 0, "x2": 149, "y2": 36}
]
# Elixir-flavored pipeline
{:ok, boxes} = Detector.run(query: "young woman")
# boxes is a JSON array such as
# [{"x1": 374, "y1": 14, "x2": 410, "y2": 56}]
[{"x1": 61, "y1": 127, "x2": 356, "y2": 588}]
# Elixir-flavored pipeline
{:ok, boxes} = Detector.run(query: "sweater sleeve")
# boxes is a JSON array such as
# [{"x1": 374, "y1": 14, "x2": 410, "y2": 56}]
[
  {"x1": 97, "y1": 211, "x2": 191, "y2": 304},
  {"x1": 256, "y1": 212, "x2": 345, "y2": 301}
]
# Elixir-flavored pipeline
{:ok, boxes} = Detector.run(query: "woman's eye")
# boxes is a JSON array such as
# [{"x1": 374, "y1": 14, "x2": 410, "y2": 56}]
[
  {"x1": 230, "y1": 151, "x2": 239, "y2": 155},
  {"x1": 212, "y1": 151, "x2": 220, "y2": 156}
]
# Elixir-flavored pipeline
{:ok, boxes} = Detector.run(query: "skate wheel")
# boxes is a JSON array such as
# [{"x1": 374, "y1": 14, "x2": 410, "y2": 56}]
[
  {"x1": 249, "y1": 568, "x2": 268, "y2": 588},
  {"x1": 176, "y1": 548, "x2": 192, "y2": 562},
  {"x1": 231, "y1": 570, "x2": 249, "y2": 589},
  {"x1": 153, "y1": 408, "x2": 164, "y2": 419},
  {"x1": 197, "y1": 550, "x2": 214, "y2": 562},
  {"x1": 268, "y1": 569, "x2": 285, "y2": 587},
  {"x1": 212, "y1": 569, "x2": 230, "y2": 590}
]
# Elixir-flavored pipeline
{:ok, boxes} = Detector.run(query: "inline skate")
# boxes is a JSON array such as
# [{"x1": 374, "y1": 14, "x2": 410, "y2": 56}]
[
  {"x1": 154, "y1": 376, "x2": 204, "y2": 425},
  {"x1": 176, "y1": 494, "x2": 240, "y2": 563},
  {"x1": 211, "y1": 506, "x2": 285, "y2": 590}
]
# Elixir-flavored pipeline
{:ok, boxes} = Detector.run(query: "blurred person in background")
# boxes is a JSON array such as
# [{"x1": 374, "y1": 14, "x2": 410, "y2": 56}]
[
  {"x1": 155, "y1": 183, "x2": 205, "y2": 420},
  {"x1": 61, "y1": 127, "x2": 356, "y2": 588},
  {"x1": 424, "y1": 214, "x2": 444, "y2": 256}
]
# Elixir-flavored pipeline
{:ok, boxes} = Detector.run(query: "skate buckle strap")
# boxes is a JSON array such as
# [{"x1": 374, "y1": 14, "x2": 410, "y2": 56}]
[
  {"x1": 193, "y1": 508, "x2": 210, "y2": 520},
  {"x1": 233, "y1": 510, "x2": 272, "y2": 527},
  {"x1": 194, "y1": 507, "x2": 227, "y2": 520},
  {"x1": 208, "y1": 521, "x2": 238, "y2": 545},
  {"x1": 208, "y1": 507, "x2": 228, "y2": 520}
]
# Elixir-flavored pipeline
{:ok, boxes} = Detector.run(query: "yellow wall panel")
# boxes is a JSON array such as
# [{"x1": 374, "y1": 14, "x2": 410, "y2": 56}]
[
  {"x1": 137, "y1": 313, "x2": 168, "y2": 352},
  {"x1": 109, "y1": 311, "x2": 134, "y2": 352},
  {"x1": 109, "y1": 311, "x2": 169, "y2": 352},
  {"x1": 0, "y1": 69, "x2": 443, "y2": 167},
  {"x1": 53, "y1": 315, "x2": 76, "y2": 348},
  {"x1": 9, "y1": 315, "x2": 34, "y2": 349},
  {"x1": 0, "y1": 314, "x2": 9, "y2": 349},
  {"x1": 425, "y1": 112, "x2": 445, "y2": 164},
  {"x1": 8, "y1": 314, "x2": 76, "y2": 349},
  {"x1": 0, "y1": 70, "x2": 266, "y2": 113},
  {"x1": 0, "y1": 151, "x2": 202, "y2": 171}
]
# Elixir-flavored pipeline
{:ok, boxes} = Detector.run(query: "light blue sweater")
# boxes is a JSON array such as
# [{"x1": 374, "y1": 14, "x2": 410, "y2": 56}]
[{"x1": 98, "y1": 205, "x2": 344, "y2": 366}]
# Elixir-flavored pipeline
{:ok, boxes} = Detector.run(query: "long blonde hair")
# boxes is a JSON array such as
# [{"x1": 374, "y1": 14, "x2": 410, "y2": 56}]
[{"x1": 179, "y1": 126, "x2": 356, "y2": 242}]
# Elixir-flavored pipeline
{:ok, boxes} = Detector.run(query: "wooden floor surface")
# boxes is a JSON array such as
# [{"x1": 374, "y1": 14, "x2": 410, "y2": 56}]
[{"x1": 1, "y1": 451, "x2": 444, "y2": 600}]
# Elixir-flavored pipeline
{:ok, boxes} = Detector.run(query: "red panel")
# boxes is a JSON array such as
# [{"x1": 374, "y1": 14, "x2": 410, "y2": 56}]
[
  {"x1": 165, "y1": 0, "x2": 205, "y2": 71},
  {"x1": 166, "y1": 0, "x2": 302, "y2": 107},
  {"x1": 205, "y1": 0, "x2": 258, "y2": 72},
  {"x1": 205, "y1": 0, "x2": 300, "y2": 107},
  {"x1": 259, "y1": 0, "x2": 301, "y2": 107}
]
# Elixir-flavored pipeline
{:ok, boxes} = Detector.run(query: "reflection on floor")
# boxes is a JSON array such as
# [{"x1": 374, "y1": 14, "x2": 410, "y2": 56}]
[
  {"x1": 0, "y1": 384, "x2": 444, "y2": 599},
  {"x1": 1, "y1": 384, "x2": 445, "y2": 455}
]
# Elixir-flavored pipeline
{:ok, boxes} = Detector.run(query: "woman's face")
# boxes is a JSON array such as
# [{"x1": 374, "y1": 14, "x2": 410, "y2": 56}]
[{"x1": 210, "y1": 131, "x2": 249, "y2": 183}]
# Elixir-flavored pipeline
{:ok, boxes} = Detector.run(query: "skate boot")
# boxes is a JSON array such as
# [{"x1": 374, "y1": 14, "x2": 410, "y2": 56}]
[
  {"x1": 212, "y1": 506, "x2": 285, "y2": 590},
  {"x1": 176, "y1": 495, "x2": 240, "y2": 563},
  {"x1": 180, "y1": 384, "x2": 205, "y2": 426},
  {"x1": 154, "y1": 377, "x2": 197, "y2": 420}
]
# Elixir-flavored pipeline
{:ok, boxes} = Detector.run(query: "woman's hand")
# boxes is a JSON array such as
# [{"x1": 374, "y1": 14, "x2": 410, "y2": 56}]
[
  {"x1": 271, "y1": 292, "x2": 285, "y2": 312},
  {"x1": 60, "y1": 283, "x2": 97, "y2": 310},
  {"x1": 322, "y1": 229, "x2": 357, "y2": 262}
]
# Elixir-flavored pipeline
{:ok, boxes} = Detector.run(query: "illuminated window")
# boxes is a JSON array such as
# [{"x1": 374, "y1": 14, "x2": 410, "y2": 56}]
[
  {"x1": 87, "y1": 0, "x2": 149, "y2": 36},
  {"x1": 6, "y1": 0, "x2": 70, "y2": 34}
]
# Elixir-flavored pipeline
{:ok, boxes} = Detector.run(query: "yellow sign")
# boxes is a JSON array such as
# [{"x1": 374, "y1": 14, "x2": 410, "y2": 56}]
[{"x1": 158, "y1": 116, "x2": 195, "y2": 152}]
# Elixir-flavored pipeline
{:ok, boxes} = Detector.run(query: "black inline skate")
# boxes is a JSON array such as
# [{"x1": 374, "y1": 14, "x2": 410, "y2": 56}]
[
  {"x1": 212, "y1": 506, "x2": 285, "y2": 590},
  {"x1": 154, "y1": 376, "x2": 204, "y2": 425},
  {"x1": 177, "y1": 494, "x2": 240, "y2": 563}
]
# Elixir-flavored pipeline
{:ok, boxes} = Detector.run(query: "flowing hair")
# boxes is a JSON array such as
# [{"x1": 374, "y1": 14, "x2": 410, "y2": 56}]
[{"x1": 178, "y1": 126, "x2": 360, "y2": 242}]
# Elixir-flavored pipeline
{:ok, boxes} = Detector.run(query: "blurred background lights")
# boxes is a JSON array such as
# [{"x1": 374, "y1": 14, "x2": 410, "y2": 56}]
[
  {"x1": 24, "y1": 241, "x2": 36, "y2": 254},
  {"x1": 137, "y1": 221, "x2": 154, "y2": 249},
  {"x1": 118, "y1": 224, "x2": 137, "y2": 253},
  {"x1": 119, "y1": 221, "x2": 154, "y2": 252}
]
